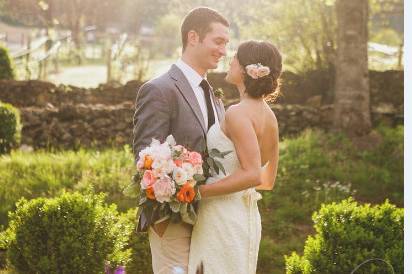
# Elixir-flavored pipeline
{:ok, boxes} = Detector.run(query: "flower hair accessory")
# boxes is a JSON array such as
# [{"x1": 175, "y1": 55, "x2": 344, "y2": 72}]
[{"x1": 245, "y1": 63, "x2": 271, "y2": 79}]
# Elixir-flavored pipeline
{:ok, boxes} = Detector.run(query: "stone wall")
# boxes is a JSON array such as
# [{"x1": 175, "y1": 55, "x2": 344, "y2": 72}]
[
  {"x1": 0, "y1": 70, "x2": 403, "y2": 107},
  {"x1": 0, "y1": 70, "x2": 403, "y2": 149},
  {"x1": 0, "y1": 80, "x2": 141, "y2": 108},
  {"x1": 16, "y1": 102, "x2": 401, "y2": 150}
]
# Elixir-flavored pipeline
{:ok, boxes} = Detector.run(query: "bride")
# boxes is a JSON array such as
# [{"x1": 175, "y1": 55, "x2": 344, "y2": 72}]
[{"x1": 188, "y1": 40, "x2": 282, "y2": 274}]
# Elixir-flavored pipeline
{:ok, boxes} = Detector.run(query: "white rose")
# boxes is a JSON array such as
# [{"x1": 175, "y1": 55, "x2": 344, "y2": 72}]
[
  {"x1": 152, "y1": 159, "x2": 175, "y2": 175},
  {"x1": 182, "y1": 162, "x2": 195, "y2": 179},
  {"x1": 165, "y1": 135, "x2": 176, "y2": 146},
  {"x1": 173, "y1": 167, "x2": 188, "y2": 185}
]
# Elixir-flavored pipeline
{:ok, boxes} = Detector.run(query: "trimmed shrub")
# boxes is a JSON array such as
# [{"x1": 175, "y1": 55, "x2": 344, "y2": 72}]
[
  {"x1": 0, "y1": 101, "x2": 22, "y2": 154},
  {"x1": 0, "y1": 229, "x2": 12, "y2": 269},
  {"x1": 6, "y1": 192, "x2": 131, "y2": 274},
  {"x1": 123, "y1": 208, "x2": 153, "y2": 274},
  {"x1": 0, "y1": 46, "x2": 15, "y2": 80},
  {"x1": 285, "y1": 198, "x2": 403, "y2": 274}
]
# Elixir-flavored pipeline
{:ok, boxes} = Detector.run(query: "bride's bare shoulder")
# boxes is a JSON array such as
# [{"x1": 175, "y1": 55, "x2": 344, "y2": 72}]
[
  {"x1": 222, "y1": 104, "x2": 252, "y2": 134},
  {"x1": 224, "y1": 104, "x2": 249, "y2": 123}
]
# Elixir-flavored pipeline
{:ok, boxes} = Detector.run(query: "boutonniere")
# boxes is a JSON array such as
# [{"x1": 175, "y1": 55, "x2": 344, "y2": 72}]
[{"x1": 213, "y1": 88, "x2": 225, "y2": 99}]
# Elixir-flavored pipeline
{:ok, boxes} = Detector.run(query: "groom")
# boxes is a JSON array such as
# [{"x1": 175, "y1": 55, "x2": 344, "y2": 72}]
[{"x1": 132, "y1": 7, "x2": 229, "y2": 274}]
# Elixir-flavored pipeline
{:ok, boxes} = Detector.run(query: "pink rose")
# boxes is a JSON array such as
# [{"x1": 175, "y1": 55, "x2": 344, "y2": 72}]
[
  {"x1": 188, "y1": 151, "x2": 203, "y2": 166},
  {"x1": 153, "y1": 176, "x2": 176, "y2": 203},
  {"x1": 140, "y1": 170, "x2": 156, "y2": 189}
]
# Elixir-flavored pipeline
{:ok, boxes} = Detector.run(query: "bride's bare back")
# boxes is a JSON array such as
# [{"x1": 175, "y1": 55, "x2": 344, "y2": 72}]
[{"x1": 221, "y1": 99, "x2": 279, "y2": 190}]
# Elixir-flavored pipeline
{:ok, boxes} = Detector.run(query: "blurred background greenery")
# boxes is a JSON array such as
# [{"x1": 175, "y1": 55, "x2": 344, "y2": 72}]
[{"x1": 0, "y1": 0, "x2": 403, "y2": 86}]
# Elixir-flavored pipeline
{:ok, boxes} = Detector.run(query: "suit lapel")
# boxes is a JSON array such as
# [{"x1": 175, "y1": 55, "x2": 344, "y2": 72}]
[{"x1": 169, "y1": 65, "x2": 207, "y2": 134}]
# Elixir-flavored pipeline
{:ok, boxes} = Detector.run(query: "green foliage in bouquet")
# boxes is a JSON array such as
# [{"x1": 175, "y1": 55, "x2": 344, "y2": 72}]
[
  {"x1": 284, "y1": 198, "x2": 403, "y2": 274},
  {"x1": 0, "y1": 101, "x2": 22, "y2": 155},
  {"x1": 0, "y1": 46, "x2": 15, "y2": 80},
  {"x1": 6, "y1": 192, "x2": 131, "y2": 274}
]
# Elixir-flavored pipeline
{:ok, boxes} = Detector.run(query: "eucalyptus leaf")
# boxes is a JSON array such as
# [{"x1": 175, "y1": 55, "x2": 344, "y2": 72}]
[
  {"x1": 206, "y1": 158, "x2": 215, "y2": 172},
  {"x1": 138, "y1": 195, "x2": 147, "y2": 206},
  {"x1": 193, "y1": 174, "x2": 206, "y2": 182},
  {"x1": 220, "y1": 150, "x2": 232, "y2": 157},
  {"x1": 187, "y1": 204, "x2": 198, "y2": 224},
  {"x1": 209, "y1": 148, "x2": 221, "y2": 158},
  {"x1": 169, "y1": 201, "x2": 181, "y2": 213},
  {"x1": 195, "y1": 187, "x2": 202, "y2": 200},
  {"x1": 179, "y1": 202, "x2": 188, "y2": 214},
  {"x1": 212, "y1": 160, "x2": 219, "y2": 174},
  {"x1": 180, "y1": 203, "x2": 196, "y2": 225},
  {"x1": 215, "y1": 160, "x2": 226, "y2": 175}
]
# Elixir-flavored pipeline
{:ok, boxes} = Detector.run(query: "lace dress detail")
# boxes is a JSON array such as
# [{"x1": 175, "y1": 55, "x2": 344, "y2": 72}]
[{"x1": 188, "y1": 123, "x2": 262, "y2": 274}]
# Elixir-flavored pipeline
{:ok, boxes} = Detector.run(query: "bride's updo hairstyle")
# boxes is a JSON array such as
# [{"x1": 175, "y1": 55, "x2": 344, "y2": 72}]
[{"x1": 237, "y1": 40, "x2": 282, "y2": 100}]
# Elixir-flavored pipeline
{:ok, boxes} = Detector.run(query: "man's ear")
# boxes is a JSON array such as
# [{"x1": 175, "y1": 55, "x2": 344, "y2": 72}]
[{"x1": 187, "y1": 30, "x2": 200, "y2": 47}]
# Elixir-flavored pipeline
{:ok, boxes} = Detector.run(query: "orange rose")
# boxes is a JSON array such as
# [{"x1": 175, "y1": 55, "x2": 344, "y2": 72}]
[
  {"x1": 144, "y1": 155, "x2": 153, "y2": 169},
  {"x1": 174, "y1": 159, "x2": 183, "y2": 167},
  {"x1": 177, "y1": 182, "x2": 196, "y2": 203},
  {"x1": 146, "y1": 187, "x2": 156, "y2": 200}
]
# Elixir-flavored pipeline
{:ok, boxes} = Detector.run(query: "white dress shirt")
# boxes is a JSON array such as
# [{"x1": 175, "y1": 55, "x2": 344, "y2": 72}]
[{"x1": 175, "y1": 58, "x2": 218, "y2": 129}]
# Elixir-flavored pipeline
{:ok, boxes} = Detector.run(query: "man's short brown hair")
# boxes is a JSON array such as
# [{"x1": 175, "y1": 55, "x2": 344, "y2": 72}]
[{"x1": 181, "y1": 7, "x2": 229, "y2": 51}]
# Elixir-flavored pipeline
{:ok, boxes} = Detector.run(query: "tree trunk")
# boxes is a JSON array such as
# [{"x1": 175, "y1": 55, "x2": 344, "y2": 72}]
[
  {"x1": 334, "y1": 0, "x2": 371, "y2": 136},
  {"x1": 398, "y1": 41, "x2": 403, "y2": 69}
]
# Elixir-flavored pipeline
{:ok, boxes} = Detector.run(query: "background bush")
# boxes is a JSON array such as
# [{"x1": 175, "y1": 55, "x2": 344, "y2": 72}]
[
  {"x1": 257, "y1": 126, "x2": 403, "y2": 273},
  {"x1": 0, "y1": 46, "x2": 15, "y2": 80},
  {"x1": 284, "y1": 198, "x2": 403, "y2": 274},
  {"x1": 6, "y1": 192, "x2": 131, "y2": 274},
  {"x1": 0, "y1": 101, "x2": 21, "y2": 155}
]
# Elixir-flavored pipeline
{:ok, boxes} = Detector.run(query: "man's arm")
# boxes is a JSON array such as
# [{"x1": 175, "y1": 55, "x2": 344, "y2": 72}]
[{"x1": 133, "y1": 82, "x2": 171, "y2": 163}]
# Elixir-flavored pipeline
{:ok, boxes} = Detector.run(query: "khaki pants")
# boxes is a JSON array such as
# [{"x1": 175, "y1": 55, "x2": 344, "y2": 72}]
[{"x1": 148, "y1": 222, "x2": 192, "y2": 274}]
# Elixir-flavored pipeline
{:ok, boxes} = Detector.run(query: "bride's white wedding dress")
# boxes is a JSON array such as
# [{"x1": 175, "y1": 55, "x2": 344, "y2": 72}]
[{"x1": 188, "y1": 123, "x2": 262, "y2": 274}]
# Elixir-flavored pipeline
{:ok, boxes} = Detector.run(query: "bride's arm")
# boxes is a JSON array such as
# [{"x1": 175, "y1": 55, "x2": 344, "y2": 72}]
[
  {"x1": 255, "y1": 156, "x2": 278, "y2": 190},
  {"x1": 256, "y1": 123, "x2": 279, "y2": 190},
  {"x1": 199, "y1": 107, "x2": 263, "y2": 198}
]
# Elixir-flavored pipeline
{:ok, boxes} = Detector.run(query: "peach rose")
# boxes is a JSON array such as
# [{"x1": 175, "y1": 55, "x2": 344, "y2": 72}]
[
  {"x1": 143, "y1": 155, "x2": 153, "y2": 169},
  {"x1": 177, "y1": 182, "x2": 196, "y2": 203},
  {"x1": 174, "y1": 159, "x2": 183, "y2": 168},
  {"x1": 188, "y1": 151, "x2": 203, "y2": 166},
  {"x1": 140, "y1": 170, "x2": 156, "y2": 189},
  {"x1": 146, "y1": 187, "x2": 155, "y2": 200}
]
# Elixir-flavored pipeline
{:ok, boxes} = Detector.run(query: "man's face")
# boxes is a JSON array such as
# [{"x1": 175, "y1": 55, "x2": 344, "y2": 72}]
[{"x1": 192, "y1": 22, "x2": 229, "y2": 70}]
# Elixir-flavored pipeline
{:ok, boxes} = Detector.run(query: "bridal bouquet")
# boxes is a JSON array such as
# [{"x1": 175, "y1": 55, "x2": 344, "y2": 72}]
[{"x1": 124, "y1": 135, "x2": 228, "y2": 231}]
